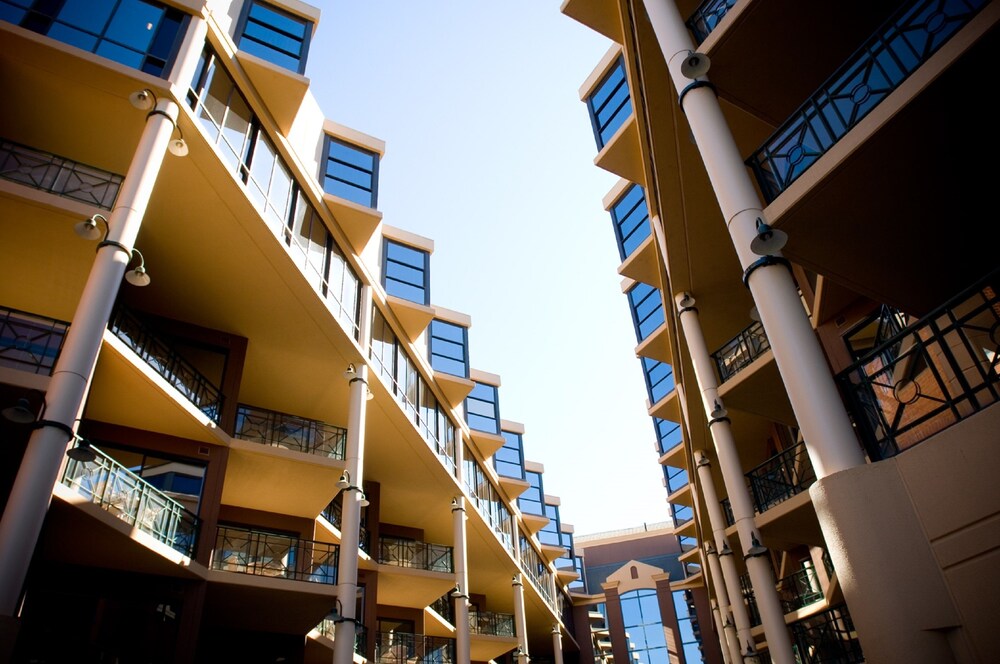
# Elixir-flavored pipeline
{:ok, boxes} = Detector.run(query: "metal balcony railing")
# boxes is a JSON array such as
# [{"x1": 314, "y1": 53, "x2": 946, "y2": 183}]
[
  {"x1": 777, "y1": 566, "x2": 825, "y2": 614},
  {"x1": 234, "y1": 404, "x2": 346, "y2": 459},
  {"x1": 468, "y1": 610, "x2": 515, "y2": 637},
  {"x1": 320, "y1": 498, "x2": 370, "y2": 553},
  {"x1": 430, "y1": 592, "x2": 454, "y2": 624},
  {"x1": 686, "y1": 0, "x2": 739, "y2": 43},
  {"x1": 0, "y1": 305, "x2": 69, "y2": 375},
  {"x1": 789, "y1": 604, "x2": 864, "y2": 663},
  {"x1": 746, "y1": 440, "x2": 817, "y2": 514},
  {"x1": 720, "y1": 498, "x2": 735, "y2": 527},
  {"x1": 740, "y1": 573, "x2": 762, "y2": 628},
  {"x1": 712, "y1": 321, "x2": 770, "y2": 383},
  {"x1": 315, "y1": 618, "x2": 368, "y2": 657},
  {"x1": 0, "y1": 138, "x2": 123, "y2": 209},
  {"x1": 837, "y1": 272, "x2": 1000, "y2": 460},
  {"x1": 61, "y1": 443, "x2": 199, "y2": 557},
  {"x1": 375, "y1": 632, "x2": 455, "y2": 664},
  {"x1": 212, "y1": 525, "x2": 339, "y2": 584},
  {"x1": 378, "y1": 535, "x2": 454, "y2": 573},
  {"x1": 108, "y1": 306, "x2": 224, "y2": 422},
  {"x1": 748, "y1": 0, "x2": 989, "y2": 202}
]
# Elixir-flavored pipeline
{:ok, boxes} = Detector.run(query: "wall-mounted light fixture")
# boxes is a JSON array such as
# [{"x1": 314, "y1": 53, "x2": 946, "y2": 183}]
[
  {"x1": 749, "y1": 217, "x2": 787, "y2": 256},
  {"x1": 74, "y1": 213, "x2": 151, "y2": 287},
  {"x1": 130, "y1": 88, "x2": 188, "y2": 157},
  {"x1": 336, "y1": 470, "x2": 369, "y2": 507}
]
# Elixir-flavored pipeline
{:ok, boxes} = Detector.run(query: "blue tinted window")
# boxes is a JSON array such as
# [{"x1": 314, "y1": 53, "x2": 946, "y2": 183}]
[
  {"x1": 465, "y1": 381, "x2": 499, "y2": 434},
  {"x1": 4, "y1": 0, "x2": 184, "y2": 76},
  {"x1": 494, "y1": 430, "x2": 525, "y2": 480},
  {"x1": 518, "y1": 471, "x2": 544, "y2": 516},
  {"x1": 611, "y1": 184, "x2": 650, "y2": 261},
  {"x1": 627, "y1": 282, "x2": 664, "y2": 342},
  {"x1": 663, "y1": 465, "x2": 688, "y2": 495},
  {"x1": 642, "y1": 357, "x2": 675, "y2": 404},
  {"x1": 323, "y1": 137, "x2": 379, "y2": 207},
  {"x1": 673, "y1": 590, "x2": 706, "y2": 662},
  {"x1": 429, "y1": 319, "x2": 468, "y2": 377},
  {"x1": 587, "y1": 56, "x2": 632, "y2": 149},
  {"x1": 620, "y1": 589, "x2": 667, "y2": 664},
  {"x1": 383, "y1": 240, "x2": 429, "y2": 304},
  {"x1": 653, "y1": 418, "x2": 682, "y2": 454},
  {"x1": 539, "y1": 503, "x2": 562, "y2": 547},
  {"x1": 671, "y1": 503, "x2": 692, "y2": 525},
  {"x1": 237, "y1": 0, "x2": 311, "y2": 73}
]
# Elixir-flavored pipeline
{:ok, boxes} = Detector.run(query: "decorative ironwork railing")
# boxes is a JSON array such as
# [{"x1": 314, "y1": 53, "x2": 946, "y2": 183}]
[
  {"x1": 61, "y1": 443, "x2": 199, "y2": 557},
  {"x1": 789, "y1": 604, "x2": 864, "y2": 663},
  {"x1": 108, "y1": 306, "x2": 224, "y2": 422},
  {"x1": 315, "y1": 618, "x2": 368, "y2": 656},
  {"x1": 378, "y1": 535, "x2": 454, "y2": 573},
  {"x1": 212, "y1": 525, "x2": 338, "y2": 584},
  {"x1": 712, "y1": 321, "x2": 770, "y2": 383},
  {"x1": 234, "y1": 404, "x2": 346, "y2": 459},
  {"x1": 747, "y1": 0, "x2": 989, "y2": 202},
  {"x1": 720, "y1": 498, "x2": 735, "y2": 527},
  {"x1": 320, "y1": 497, "x2": 370, "y2": 553},
  {"x1": 0, "y1": 139, "x2": 123, "y2": 209},
  {"x1": 374, "y1": 632, "x2": 455, "y2": 664},
  {"x1": 430, "y1": 592, "x2": 454, "y2": 624},
  {"x1": 777, "y1": 566, "x2": 825, "y2": 614},
  {"x1": 686, "y1": 0, "x2": 739, "y2": 43},
  {"x1": 739, "y1": 573, "x2": 762, "y2": 628},
  {"x1": 468, "y1": 610, "x2": 515, "y2": 637},
  {"x1": 836, "y1": 272, "x2": 999, "y2": 460},
  {"x1": 746, "y1": 440, "x2": 817, "y2": 514},
  {"x1": 0, "y1": 305, "x2": 69, "y2": 375}
]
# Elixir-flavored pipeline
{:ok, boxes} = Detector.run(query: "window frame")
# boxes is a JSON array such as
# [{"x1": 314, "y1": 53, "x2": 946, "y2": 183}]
[{"x1": 234, "y1": 0, "x2": 313, "y2": 74}]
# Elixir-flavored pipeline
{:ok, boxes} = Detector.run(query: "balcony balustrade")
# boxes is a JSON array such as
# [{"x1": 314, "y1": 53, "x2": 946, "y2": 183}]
[
  {"x1": 837, "y1": 272, "x2": 999, "y2": 460},
  {"x1": 320, "y1": 498, "x2": 370, "y2": 553},
  {"x1": 0, "y1": 138, "x2": 123, "y2": 209},
  {"x1": 61, "y1": 443, "x2": 199, "y2": 557},
  {"x1": 468, "y1": 609, "x2": 515, "y2": 637},
  {"x1": 746, "y1": 440, "x2": 817, "y2": 515},
  {"x1": 0, "y1": 305, "x2": 68, "y2": 375},
  {"x1": 777, "y1": 566, "x2": 825, "y2": 614},
  {"x1": 234, "y1": 404, "x2": 346, "y2": 459},
  {"x1": 212, "y1": 525, "x2": 339, "y2": 584},
  {"x1": 686, "y1": 0, "x2": 739, "y2": 43},
  {"x1": 430, "y1": 592, "x2": 454, "y2": 624},
  {"x1": 788, "y1": 604, "x2": 864, "y2": 663},
  {"x1": 108, "y1": 306, "x2": 223, "y2": 422},
  {"x1": 712, "y1": 321, "x2": 770, "y2": 383},
  {"x1": 378, "y1": 535, "x2": 454, "y2": 573},
  {"x1": 375, "y1": 632, "x2": 455, "y2": 664},
  {"x1": 748, "y1": 0, "x2": 989, "y2": 202}
]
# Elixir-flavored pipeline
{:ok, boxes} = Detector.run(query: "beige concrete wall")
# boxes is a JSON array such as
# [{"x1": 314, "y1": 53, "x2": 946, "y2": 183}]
[{"x1": 810, "y1": 403, "x2": 1000, "y2": 663}]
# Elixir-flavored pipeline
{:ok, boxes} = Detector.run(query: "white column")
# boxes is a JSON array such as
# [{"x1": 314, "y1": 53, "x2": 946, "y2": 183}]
[
  {"x1": 0, "y1": 93, "x2": 182, "y2": 616},
  {"x1": 512, "y1": 574, "x2": 529, "y2": 661},
  {"x1": 552, "y1": 625, "x2": 564, "y2": 664},
  {"x1": 702, "y1": 538, "x2": 741, "y2": 664},
  {"x1": 333, "y1": 357, "x2": 371, "y2": 664},
  {"x1": 452, "y1": 497, "x2": 471, "y2": 664},
  {"x1": 707, "y1": 598, "x2": 734, "y2": 664},
  {"x1": 676, "y1": 299, "x2": 795, "y2": 664},
  {"x1": 640, "y1": 0, "x2": 865, "y2": 482}
]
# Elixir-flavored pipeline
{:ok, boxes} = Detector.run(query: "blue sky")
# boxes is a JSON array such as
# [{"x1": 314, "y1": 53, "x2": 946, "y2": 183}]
[{"x1": 307, "y1": 2, "x2": 670, "y2": 535}]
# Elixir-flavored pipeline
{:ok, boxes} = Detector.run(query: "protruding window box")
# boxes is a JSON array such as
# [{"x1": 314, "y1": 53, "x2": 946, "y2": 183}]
[
  {"x1": 618, "y1": 234, "x2": 660, "y2": 285},
  {"x1": 386, "y1": 295, "x2": 435, "y2": 343},
  {"x1": 561, "y1": 0, "x2": 622, "y2": 43},
  {"x1": 666, "y1": 480, "x2": 694, "y2": 507},
  {"x1": 322, "y1": 122, "x2": 385, "y2": 254},
  {"x1": 582, "y1": 48, "x2": 645, "y2": 186},
  {"x1": 658, "y1": 440, "x2": 686, "y2": 470},
  {"x1": 539, "y1": 542, "x2": 567, "y2": 564},
  {"x1": 434, "y1": 372, "x2": 475, "y2": 408},
  {"x1": 497, "y1": 475, "x2": 530, "y2": 500},
  {"x1": 520, "y1": 512, "x2": 549, "y2": 536}
]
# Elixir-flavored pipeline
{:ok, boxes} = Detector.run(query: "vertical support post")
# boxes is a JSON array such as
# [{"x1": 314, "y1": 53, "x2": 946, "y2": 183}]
[
  {"x1": 452, "y1": 497, "x2": 471, "y2": 664},
  {"x1": 512, "y1": 574, "x2": 529, "y2": 661},
  {"x1": 703, "y1": 540, "x2": 741, "y2": 664},
  {"x1": 0, "y1": 94, "x2": 181, "y2": 616},
  {"x1": 552, "y1": 625, "x2": 564, "y2": 664}
]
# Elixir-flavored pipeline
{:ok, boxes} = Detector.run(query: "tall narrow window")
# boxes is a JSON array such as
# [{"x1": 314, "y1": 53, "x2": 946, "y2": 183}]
[
  {"x1": 323, "y1": 136, "x2": 379, "y2": 208},
  {"x1": 428, "y1": 319, "x2": 468, "y2": 377},
  {"x1": 494, "y1": 430, "x2": 525, "y2": 480},
  {"x1": 610, "y1": 184, "x2": 650, "y2": 261},
  {"x1": 627, "y1": 282, "x2": 665, "y2": 342},
  {"x1": 236, "y1": 0, "x2": 312, "y2": 73},
  {"x1": 642, "y1": 357, "x2": 674, "y2": 404},
  {"x1": 465, "y1": 381, "x2": 499, "y2": 434},
  {"x1": 382, "y1": 240, "x2": 429, "y2": 305},
  {"x1": 586, "y1": 55, "x2": 632, "y2": 149}
]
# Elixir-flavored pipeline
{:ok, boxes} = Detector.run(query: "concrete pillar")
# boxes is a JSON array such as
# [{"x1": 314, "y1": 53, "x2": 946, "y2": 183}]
[
  {"x1": 702, "y1": 540, "x2": 741, "y2": 664},
  {"x1": 675, "y1": 299, "x2": 794, "y2": 663},
  {"x1": 334, "y1": 328, "x2": 372, "y2": 664},
  {"x1": 708, "y1": 599, "x2": 733, "y2": 664},
  {"x1": 552, "y1": 625, "x2": 564, "y2": 664},
  {"x1": 512, "y1": 574, "x2": 529, "y2": 661},
  {"x1": 0, "y1": 92, "x2": 183, "y2": 616},
  {"x1": 452, "y1": 497, "x2": 471, "y2": 664}
]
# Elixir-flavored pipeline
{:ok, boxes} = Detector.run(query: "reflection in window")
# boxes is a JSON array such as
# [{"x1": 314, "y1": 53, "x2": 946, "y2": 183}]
[
  {"x1": 236, "y1": 0, "x2": 311, "y2": 73},
  {"x1": 518, "y1": 471, "x2": 545, "y2": 517},
  {"x1": 494, "y1": 430, "x2": 525, "y2": 480},
  {"x1": 383, "y1": 240, "x2": 429, "y2": 305},
  {"x1": 611, "y1": 184, "x2": 650, "y2": 261},
  {"x1": 463, "y1": 446, "x2": 514, "y2": 552},
  {"x1": 1, "y1": 0, "x2": 185, "y2": 76},
  {"x1": 323, "y1": 137, "x2": 379, "y2": 208},
  {"x1": 673, "y1": 589, "x2": 706, "y2": 663},
  {"x1": 654, "y1": 418, "x2": 682, "y2": 455},
  {"x1": 642, "y1": 357, "x2": 675, "y2": 404},
  {"x1": 627, "y1": 282, "x2": 665, "y2": 342},
  {"x1": 465, "y1": 381, "x2": 500, "y2": 434},
  {"x1": 620, "y1": 589, "x2": 667, "y2": 664},
  {"x1": 586, "y1": 56, "x2": 632, "y2": 149},
  {"x1": 428, "y1": 319, "x2": 469, "y2": 377}
]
